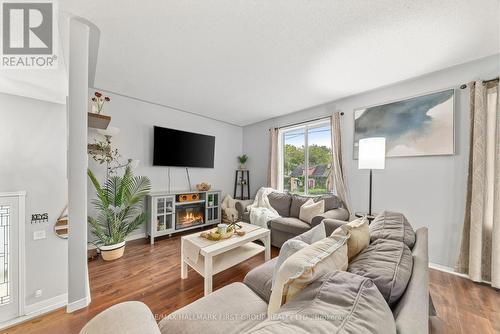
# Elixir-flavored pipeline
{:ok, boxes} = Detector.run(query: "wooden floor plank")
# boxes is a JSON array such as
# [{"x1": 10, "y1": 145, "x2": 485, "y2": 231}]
[{"x1": 1, "y1": 235, "x2": 499, "y2": 334}]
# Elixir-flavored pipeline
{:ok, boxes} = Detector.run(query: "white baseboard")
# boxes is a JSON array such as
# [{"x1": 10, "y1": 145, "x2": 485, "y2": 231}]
[
  {"x1": 429, "y1": 262, "x2": 493, "y2": 285},
  {"x1": 66, "y1": 296, "x2": 91, "y2": 313},
  {"x1": 429, "y1": 262, "x2": 469, "y2": 279},
  {"x1": 25, "y1": 293, "x2": 68, "y2": 315},
  {"x1": 88, "y1": 233, "x2": 147, "y2": 250},
  {"x1": 0, "y1": 293, "x2": 68, "y2": 331}
]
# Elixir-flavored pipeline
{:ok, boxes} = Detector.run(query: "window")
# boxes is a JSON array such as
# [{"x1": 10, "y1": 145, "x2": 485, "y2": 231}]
[{"x1": 279, "y1": 118, "x2": 332, "y2": 195}]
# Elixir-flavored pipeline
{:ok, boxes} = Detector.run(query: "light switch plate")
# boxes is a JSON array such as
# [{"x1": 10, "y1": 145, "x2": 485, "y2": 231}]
[{"x1": 33, "y1": 230, "x2": 46, "y2": 240}]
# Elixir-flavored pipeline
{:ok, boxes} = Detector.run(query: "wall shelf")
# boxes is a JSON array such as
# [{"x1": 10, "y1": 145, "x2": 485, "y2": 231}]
[{"x1": 88, "y1": 112, "x2": 111, "y2": 129}]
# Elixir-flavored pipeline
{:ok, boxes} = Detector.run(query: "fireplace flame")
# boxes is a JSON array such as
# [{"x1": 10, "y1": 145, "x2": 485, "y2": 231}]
[{"x1": 179, "y1": 211, "x2": 204, "y2": 226}]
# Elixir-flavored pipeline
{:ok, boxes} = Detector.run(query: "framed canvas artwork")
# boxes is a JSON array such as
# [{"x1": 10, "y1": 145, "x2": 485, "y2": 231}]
[{"x1": 353, "y1": 89, "x2": 455, "y2": 158}]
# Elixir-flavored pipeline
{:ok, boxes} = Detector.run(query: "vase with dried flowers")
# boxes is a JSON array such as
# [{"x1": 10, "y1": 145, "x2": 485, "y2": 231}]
[{"x1": 91, "y1": 91, "x2": 111, "y2": 114}]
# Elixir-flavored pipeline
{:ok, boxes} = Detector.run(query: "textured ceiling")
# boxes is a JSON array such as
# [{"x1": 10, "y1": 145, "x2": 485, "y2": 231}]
[{"x1": 61, "y1": 0, "x2": 500, "y2": 126}]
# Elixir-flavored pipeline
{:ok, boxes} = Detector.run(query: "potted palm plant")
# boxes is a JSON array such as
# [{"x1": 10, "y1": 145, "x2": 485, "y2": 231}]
[{"x1": 88, "y1": 166, "x2": 151, "y2": 261}]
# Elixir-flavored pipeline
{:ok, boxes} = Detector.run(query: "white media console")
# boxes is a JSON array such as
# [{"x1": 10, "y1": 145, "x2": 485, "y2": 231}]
[{"x1": 146, "y1": 190, "x2": 222, "y2": 244}]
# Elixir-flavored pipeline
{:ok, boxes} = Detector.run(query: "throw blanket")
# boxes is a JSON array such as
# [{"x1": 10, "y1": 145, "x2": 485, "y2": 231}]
[{"x1": 248, "y1": 187, "x2": 280, "y2": 228}]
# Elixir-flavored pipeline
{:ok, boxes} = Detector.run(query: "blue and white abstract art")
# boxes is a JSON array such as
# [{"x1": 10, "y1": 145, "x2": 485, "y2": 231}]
[{"x1": 354, "y1": 89, "x2": 454, "y2": 158}]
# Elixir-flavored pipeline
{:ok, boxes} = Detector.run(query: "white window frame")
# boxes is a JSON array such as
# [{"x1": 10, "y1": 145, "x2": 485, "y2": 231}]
[{"x1": 278, "y1": 117, "x2": 331, "y2": 194}]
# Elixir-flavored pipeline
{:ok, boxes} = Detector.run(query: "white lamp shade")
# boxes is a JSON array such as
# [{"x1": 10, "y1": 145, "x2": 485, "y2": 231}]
[{"x1": 358, "y1": 137, "x2": 386, "y2": 169}]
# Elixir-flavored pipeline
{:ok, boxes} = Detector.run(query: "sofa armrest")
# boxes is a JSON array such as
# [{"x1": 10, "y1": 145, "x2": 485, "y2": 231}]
[
  {"x1": 310, "y1": 208, "x2": 349, "y2": 228},
  {"x1": 79, "y1": 301, "x2": 160, "y2": 334},
  {"x1": 393, "y1": 227, "x2": 429, "y2": 334}
]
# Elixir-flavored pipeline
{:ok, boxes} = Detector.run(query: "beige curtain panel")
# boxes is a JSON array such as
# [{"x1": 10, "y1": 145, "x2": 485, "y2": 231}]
[
  {"x1": 329, "y1": 112, "x2": 352, "y2": 216},
  {"x1": 457, "y1": 79, "x2": 500, "y2": 288},
  {"x1": 267, "y1": 128, "x2": 279, "y2": 189}
]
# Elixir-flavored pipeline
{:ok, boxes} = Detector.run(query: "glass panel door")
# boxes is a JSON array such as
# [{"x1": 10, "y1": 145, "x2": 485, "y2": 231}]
[
  {"x1": 282, "y1": 127, "x2": 305, "y2": 194},
  {"x1": 280, "y1": 119, "x2": 332, "y2": 195},
  {"x1": 307, "y1": 123, "x2": 332, "y2": 195},
  {"x1": 0, "y1": 196, "x2": 19, "y2": 322}
]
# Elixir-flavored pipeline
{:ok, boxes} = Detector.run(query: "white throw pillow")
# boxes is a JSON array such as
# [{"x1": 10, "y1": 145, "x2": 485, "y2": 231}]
[
  {"x1": 271, "y1": 222, "x2": 327, "y2": 290},
  {"x1": 299, "y1": 199, "x2": 325, "y2": 224},
  {"x1": 268, "y1": 234, "x2": 349, "y2": 315},
  {"x1": 271, "y1": 240, "x2": 308, "y2": 290},
  {"x1": 331, "y1": 216, "x2": 370, "y2": 260}
]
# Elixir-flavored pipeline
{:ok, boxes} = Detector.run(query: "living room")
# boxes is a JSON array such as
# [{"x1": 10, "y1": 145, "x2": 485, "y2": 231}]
[{"x1": 0, "y1": 1, "x2": 499, "y2": 333}]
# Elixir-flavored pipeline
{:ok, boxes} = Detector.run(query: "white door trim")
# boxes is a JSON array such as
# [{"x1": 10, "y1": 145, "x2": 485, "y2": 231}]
[{"x1": 0, "y1": 191, "x2": 26, "y2": 318}]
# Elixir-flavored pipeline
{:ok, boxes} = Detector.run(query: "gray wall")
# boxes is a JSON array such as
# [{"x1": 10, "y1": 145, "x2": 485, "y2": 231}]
[
  {"x1": 87, "y1": 91, "x2": 243, "y2": 240},
  {"x1": 242, "y1": 54, "x2": 499, "y2": 269},
  {"x1": 0, "y1": 92, "x2": 68, "y2": 308}
]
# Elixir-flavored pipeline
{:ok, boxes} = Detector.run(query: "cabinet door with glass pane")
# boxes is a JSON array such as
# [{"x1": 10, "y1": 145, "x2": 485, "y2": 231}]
[
  {"x1": 154, "y1": 196, "x2": 174, "y2": 233},
  {"x1": 206, "y1": 191, "x2": 221, "y2": 224}
]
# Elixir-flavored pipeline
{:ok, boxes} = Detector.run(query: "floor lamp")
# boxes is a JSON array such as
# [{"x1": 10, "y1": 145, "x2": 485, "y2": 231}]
[{"x1": 358, "y1": 137, "x2": 386, "y2": 216}]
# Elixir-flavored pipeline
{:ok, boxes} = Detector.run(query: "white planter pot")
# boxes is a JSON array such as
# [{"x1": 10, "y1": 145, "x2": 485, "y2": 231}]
[{"x1": 100, "y1": 241, "x2": 126, "y2": 261}]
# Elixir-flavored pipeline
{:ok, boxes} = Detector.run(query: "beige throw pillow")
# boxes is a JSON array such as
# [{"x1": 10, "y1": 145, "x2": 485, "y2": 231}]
[
  {"x1": 331, "y1": 216, "x2": 370, "y2": 260},
  {"x1": 267, "y1": 234, "x2": 349, "y2": 316},
  {"x1": 299, "y1": 198, "x2": 324, "y2": 224}
]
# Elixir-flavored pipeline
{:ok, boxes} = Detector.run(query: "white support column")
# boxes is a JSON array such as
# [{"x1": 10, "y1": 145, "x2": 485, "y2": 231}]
[{"x1": 67, "y1": 18, "x2": 91, "y2": 313}]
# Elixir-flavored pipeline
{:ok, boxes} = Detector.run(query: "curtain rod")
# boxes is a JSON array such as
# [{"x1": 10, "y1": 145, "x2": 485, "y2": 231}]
[
  {"x1": 460, "y1": 77, "x2": 499, "y2": 89},
  {"x1": 273, "y1": 115, "x2": 334, "y2": 130}
]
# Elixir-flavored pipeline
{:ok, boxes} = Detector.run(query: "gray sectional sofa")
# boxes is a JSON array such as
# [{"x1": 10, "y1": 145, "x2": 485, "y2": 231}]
[
  {"x1": 80, "y1": 211, "x2": 429, "y2": 334},
  {"x1": 235, "y1": 191, "x2": 350, "y2": 247}
]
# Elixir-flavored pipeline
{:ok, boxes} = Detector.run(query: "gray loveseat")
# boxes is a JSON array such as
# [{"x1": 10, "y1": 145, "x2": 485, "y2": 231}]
[
  {"x1": 80, "y1": 212, "x2": 429, "y2": 334},
  {"x1": 235, "y1": 192, "x2": 350, "y2": 247}
]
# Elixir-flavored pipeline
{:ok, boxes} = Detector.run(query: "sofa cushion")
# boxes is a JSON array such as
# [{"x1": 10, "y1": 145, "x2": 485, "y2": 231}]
[
  {"x1": 268, "y1": 234, "x2": 348, "y2": 315},
  {"x1": 289, "y1": 194, "x2": 310, "y2": 218},
  {"x1": 315, "y1": 193, "x2": 341, "y2": 211},
  {"x1": 248, "y1": 271, "x2": 396, "y2": 334},
  {"x1": 244, "y1": 258, "x2": 278, "y2": 303},
  {"x1": 331, "y1": 216, "x2": 370, "y2": 260},
  {"x1": 268, "y1": 192, "x2": 292, "y2": 217},
  {"x1": 299, "y1": 199, "x2": 324, "y2": 224},
  {"x1": 159, "y1": 283, "x2": 267, "y2": 334},
  {"x1": 268, "y1": 217, "x2": 310, "y2": 235},
  {"x1": 370, "y1": 211, "x2": 416, "y2": 249},
  {"x1": 348, "y1": 238, "x2": 413, "y2": 305},
  {"x1": 271, "y1": 222, "x2": 327, "y2": 290}
]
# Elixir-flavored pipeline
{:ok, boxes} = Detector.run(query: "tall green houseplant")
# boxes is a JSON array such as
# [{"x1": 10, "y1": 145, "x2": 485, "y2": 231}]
[{"x1": 88, "y1": 166, "x2": 151, "y2": 247}]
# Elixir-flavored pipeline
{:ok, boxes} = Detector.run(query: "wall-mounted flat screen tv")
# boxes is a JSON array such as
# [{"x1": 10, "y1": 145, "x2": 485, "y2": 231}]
[{"x1": 153, "y1": 126, "x2": 215, "y2": 168}]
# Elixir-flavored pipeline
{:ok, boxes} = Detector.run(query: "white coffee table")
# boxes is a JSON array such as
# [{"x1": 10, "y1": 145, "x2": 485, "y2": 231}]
[{"x1": 181, "y1": 222, "x2": 271, "y2": 296}]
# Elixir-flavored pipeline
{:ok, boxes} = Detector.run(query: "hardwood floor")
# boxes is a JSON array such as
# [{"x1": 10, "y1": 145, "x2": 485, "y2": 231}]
[
  {"x1": 1, "y1": 234, "x2": 499, "y2": 334},
  {"x1": 429, "y1": 268, "x2": 500, "y2": 333}
]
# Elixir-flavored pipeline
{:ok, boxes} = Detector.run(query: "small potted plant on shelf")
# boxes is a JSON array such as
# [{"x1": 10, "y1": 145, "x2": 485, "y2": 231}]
[
  {"x1": 88, "y1": 166, "x2": 151, "y2": 261},
  {"x1": 237, "y1": 154, "x2": 248, "y2": 169}
]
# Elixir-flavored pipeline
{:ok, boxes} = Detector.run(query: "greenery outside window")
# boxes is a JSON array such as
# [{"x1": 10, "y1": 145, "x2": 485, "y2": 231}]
[{"x1": 278, "y1": 118, "x2": 332, "y2": 195}]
